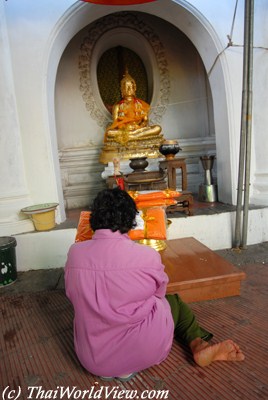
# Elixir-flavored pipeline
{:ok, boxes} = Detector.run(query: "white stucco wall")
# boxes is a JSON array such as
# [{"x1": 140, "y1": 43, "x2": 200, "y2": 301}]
[
  {"x1": 250, "y1": 0, "x2": 268, "y2": 205},
  {"x1": 2, "y1": 0, "x2": 75, "y2": 233},
  {"x1": 0, "y1": 0, "x2": 32, "y2": 232}
]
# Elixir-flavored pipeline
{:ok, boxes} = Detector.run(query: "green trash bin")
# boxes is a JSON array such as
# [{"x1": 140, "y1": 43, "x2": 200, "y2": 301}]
[{"x1": 0, "y1": 237, "x2": 17, "y2": 287}]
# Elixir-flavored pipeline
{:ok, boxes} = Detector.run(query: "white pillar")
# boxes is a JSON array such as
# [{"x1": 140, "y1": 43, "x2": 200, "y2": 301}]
[{"x1": 0, "y1": 2, "x2": 33, "y2": 235}]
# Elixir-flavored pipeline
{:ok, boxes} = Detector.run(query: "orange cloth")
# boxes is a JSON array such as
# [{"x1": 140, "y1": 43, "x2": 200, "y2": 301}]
[
  {"x1": 108, "y1": 98, "x2": 150, "y2": 130},
  {"x1": 128, "y1": 189, "x2": 180, "y2": 201},
  {"x1": 75, "y1": 207, "x2": 167, "y2": 242},
  {"x1": 136, "y1": 199, "x2": 177, "y2": 209},
  {"x1": 75, "y1": 211, "x2": 93, "y2": 242},
  {"x1": 128, "y1": 189, "x2": 180, "y2": 209},
  {"x1": 128, "y1": 208, "x2": 167, "y2": 240}
]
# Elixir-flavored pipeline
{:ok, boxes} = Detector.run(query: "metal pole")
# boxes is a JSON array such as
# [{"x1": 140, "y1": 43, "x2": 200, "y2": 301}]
[
  {"x1": 233, "y1": 0, "x2": 251, "y2": 249},
  {"x1": 241, "y1": 0, "x2": 254, "y2": 248}
]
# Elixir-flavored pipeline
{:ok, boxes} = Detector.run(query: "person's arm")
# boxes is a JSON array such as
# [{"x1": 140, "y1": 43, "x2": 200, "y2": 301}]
[
  {"x1": 150, "y1": 252, "x2": 169, "y2": 299},
  {"x1": 154, "y1": 267, "x2": 169, "y2": 298}
]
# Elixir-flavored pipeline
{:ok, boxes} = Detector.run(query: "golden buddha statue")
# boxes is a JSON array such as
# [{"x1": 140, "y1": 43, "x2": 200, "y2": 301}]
[{"x1": 99, "y1": 72, "x2": 165, "y2": 164}]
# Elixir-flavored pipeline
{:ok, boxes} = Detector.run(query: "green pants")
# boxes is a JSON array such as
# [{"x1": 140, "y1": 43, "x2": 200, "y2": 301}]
[{"x1": 165, "y1": 294, "x2": 213, "y2": 344}]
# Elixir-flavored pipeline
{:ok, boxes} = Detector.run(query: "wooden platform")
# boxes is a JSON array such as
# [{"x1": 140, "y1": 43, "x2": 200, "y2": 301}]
[{"x1": 160, "y1": 237, "x2": 246, "y2": 303}]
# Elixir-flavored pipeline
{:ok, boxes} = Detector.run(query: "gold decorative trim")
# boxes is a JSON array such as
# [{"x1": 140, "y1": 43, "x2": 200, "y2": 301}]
[{"x1": 138, "y1": 239, "x2": 167, "y2": 252}]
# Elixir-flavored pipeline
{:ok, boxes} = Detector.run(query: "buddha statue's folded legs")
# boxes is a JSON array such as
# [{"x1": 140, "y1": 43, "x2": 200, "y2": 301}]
[
  {"x1": 105, "y1": 125, "x2": 163, "y2": 143},
  {"x1": 99, "y1": 136, "x2": 165, "y2": 164}
]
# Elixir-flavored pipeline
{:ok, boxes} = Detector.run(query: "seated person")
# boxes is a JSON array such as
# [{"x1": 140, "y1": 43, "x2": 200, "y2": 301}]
[
  {"x1": 65, "y1": 188, "x2": 245, "y2": 382},
  {"x1": 99, "y1": 72, "x2": 164, "y2": 163}
]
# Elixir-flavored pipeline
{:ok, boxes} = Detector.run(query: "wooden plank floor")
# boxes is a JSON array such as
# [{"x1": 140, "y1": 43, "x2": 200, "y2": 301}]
[{"x1": 161, "y1": 237, "x2": 246, "y2": 302}]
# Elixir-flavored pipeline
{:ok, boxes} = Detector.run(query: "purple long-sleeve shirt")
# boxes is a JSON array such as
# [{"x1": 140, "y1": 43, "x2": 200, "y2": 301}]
[{"x1": 65, "y1": 229, "x2": 174, "y2": 377}]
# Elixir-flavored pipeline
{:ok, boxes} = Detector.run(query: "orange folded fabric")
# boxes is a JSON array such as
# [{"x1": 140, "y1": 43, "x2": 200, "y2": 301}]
[
  {"x1": 75, "y1": 211, "x2": 93, "y2": 242},
  {"x1": 128, "y1": 189, "x2": 180, "y2": 209},
  {"x1": 136, "y1": 198, "x2": 177, "y2": 209},
  {"x1": 128, "y1": 207, "x2": 167, "y2": 240},
  {"x1": 128, "y1": 189, "x2": 181, "y2": 202},
  {"x1": 75, "y1": 207, "x2": 167, "y2": 242}
]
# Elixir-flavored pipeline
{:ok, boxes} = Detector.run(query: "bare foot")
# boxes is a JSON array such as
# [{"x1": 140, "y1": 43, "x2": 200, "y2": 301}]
[{"x1": 191, "y1": 339, "x2": 245, "y2": 367}]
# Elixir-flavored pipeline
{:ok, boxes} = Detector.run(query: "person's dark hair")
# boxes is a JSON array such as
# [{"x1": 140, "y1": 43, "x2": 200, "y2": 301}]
[{"x1": 90, "y1": 188, "x2": 138, "y2": 233}]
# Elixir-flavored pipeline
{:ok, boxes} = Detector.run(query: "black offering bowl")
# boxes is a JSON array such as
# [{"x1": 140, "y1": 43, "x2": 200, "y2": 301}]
[
  {"x1": 129, "y1": 157, "x2": 149, "y2": 172},
  {"x1": 159, "y1": 140, "x2": 182, "y2": 160}
]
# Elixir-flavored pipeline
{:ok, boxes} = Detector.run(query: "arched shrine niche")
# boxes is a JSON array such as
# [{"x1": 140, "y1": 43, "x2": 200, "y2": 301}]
[{"x1": 55, "y1": 11, "x2": 216, "y2": 209}]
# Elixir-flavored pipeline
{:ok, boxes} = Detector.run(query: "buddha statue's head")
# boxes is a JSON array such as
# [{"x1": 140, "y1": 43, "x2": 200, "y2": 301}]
[{"x1": 120, "y1": 72, "x2": 137, "y2": 98}]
